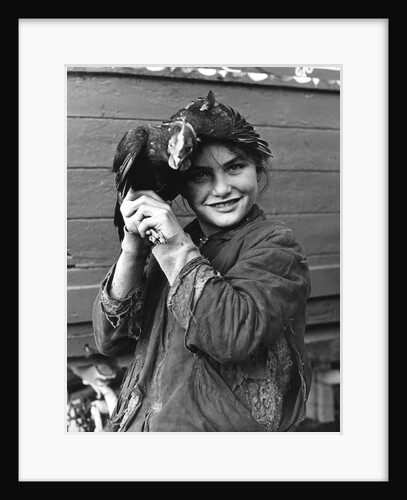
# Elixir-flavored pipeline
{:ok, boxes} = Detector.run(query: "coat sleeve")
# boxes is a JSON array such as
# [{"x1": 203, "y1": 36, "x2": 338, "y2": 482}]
[
  {"x1": 92, "y1": 263, "x2": 145, "y2": 357},
  {"x1": 166, "y1": 227, "x2": 311, "y2": 364}
]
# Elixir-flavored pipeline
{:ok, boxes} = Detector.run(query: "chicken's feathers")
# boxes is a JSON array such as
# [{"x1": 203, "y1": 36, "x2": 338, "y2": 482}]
[{"x1": 168, "y1": 90, "x2": 272, "y2": 158}]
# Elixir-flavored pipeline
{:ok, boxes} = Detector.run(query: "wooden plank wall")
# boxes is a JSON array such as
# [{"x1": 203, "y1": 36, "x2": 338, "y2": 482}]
[{"x1": 67, "y1": 68, "x2": 340, "y2": 398}]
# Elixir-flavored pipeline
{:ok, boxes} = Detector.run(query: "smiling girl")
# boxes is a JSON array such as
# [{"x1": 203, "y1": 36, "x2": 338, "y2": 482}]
[{"x1": 92, "y1": 101, "x2": 312, "y2": 432}]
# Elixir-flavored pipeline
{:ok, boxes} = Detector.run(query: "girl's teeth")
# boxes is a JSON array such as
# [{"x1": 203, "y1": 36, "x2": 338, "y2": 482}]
[{"x1": 213, "y1": 200, "x2": 237, "y2": 208}]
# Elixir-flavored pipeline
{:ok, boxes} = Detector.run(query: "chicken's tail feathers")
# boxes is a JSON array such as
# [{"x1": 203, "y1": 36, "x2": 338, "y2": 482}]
[
  {"x1": 113, "y1": 125, "x2": 148, "y2": 193},
  {"x1": 115, "y1": 152, "x2": 136, "y2": 196},
  {"x1": 226, "y1": 105, "x2": 273, "y2": 158},
  {"x1": 114, "y1": 151, "x2": 135, "y2": 242},
  {"x1": 113, "y1": 198, "x2": 125, "y2": 242}
]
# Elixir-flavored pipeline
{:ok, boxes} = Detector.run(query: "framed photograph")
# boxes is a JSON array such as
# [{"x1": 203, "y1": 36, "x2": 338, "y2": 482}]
[{"x1": 19, "y1": 18, "x2": 388, "y2": 482}]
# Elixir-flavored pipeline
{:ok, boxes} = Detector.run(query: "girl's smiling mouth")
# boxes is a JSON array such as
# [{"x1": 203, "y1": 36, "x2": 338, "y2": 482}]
[{"x1": 206, "y1": 197, "x2": 242, "y2": 209}]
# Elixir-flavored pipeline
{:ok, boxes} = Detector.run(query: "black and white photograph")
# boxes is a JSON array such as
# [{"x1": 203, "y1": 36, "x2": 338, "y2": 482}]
[
  {"x1": 66, "y1": 65, "x2": 341, "y2": 434},
  {"x1": 19, "y1": 19, "x2": 388, "y2": 482}
]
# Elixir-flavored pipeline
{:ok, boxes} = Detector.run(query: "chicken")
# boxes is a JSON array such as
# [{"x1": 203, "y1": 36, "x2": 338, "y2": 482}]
[{"x1": 113, "y1": 119, "x2": 197, "y2": 241}]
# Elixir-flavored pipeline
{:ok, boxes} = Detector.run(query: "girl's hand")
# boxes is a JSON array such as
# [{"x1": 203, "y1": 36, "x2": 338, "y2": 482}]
[{"x1": 121, "y1": 189, "x2": 183, "y2": 243}]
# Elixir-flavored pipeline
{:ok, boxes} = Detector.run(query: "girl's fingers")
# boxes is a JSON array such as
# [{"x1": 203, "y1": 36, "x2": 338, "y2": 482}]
[
  {"x1": 131, "y1": 204, "x2": 168, "y2": 227},
  {"x1": 121, "y1": 192, "x2": 169, "y2": 219},
  {"x1": 125, "y1": 189, "x2": 166, "y2": 203},
  {"x1": 145, "y1": 229, "x2": 166, "y2": 245},
  {"x1": 123, "y1": 196, "x2": 181, "y2": 241},
  {"x1": 138, "y1": 211, "x2": 181, "y2": 242},
  {"x1": 137, "y1": 215, "x2": 163, "y2": 238}
]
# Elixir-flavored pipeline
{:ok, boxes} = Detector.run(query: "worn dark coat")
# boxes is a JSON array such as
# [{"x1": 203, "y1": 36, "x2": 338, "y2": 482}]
[{"x1": 92, "y1": 205, "x2": 312, "y2": 432}]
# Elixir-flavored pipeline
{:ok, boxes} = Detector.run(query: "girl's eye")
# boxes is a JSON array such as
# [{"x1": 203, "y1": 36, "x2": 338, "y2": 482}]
[
  {"x1": 189, "y1": 170, "x2": 210, "y2": 182},
  {"x1": 227, "y1": 164, "x2": 243, "y2": 173}
]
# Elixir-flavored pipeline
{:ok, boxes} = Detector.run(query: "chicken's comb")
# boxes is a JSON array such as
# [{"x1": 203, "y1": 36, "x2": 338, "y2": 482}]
[{"x1": 185, "y1": 90, "x2": 217, "y2": 111}]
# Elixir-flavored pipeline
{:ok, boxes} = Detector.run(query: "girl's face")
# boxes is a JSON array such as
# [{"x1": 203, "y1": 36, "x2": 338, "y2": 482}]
[{"x1": 184, "y1": 144, "x2": 260, "y2": 236}]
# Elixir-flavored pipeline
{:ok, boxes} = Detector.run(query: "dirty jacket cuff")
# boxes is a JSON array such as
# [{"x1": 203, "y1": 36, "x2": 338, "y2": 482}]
[
  {"x1": 151, "y1": 231, "x2": 201, "y2": 285},
  {"x1": 100, "y1": 263, "x2": 146, "y2": 331}
]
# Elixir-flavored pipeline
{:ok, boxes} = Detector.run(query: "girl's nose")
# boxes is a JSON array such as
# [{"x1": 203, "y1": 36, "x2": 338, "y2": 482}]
[{"x1": 211, "y1": 174, "x2": 232, "y2": 197}]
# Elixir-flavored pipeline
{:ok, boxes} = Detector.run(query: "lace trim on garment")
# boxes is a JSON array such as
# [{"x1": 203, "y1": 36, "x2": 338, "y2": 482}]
[
  {"x1": 100, "y1": 284, "x2": 146, "y2": 340},
  {"x1": 243, "y1": 335, "x2": 293, "y2": 431}
]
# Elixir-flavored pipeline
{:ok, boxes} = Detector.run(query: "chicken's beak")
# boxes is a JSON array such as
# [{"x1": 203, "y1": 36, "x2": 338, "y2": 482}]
[
  {"x1": 169, "y1": 155, "x2": 191, "y2": 172},
  {"x1": 178, "y1": 158, "x2": 191, "y2": 172}
]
